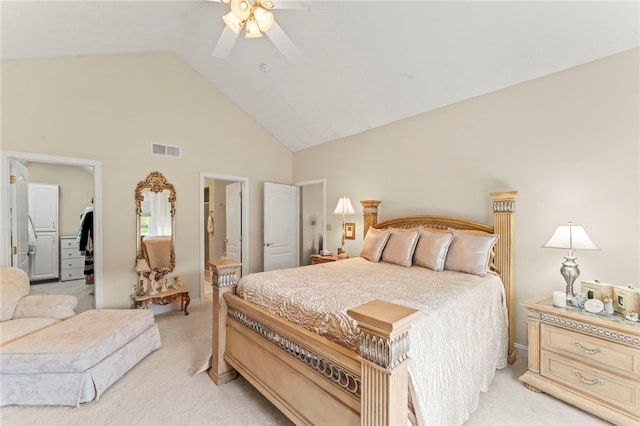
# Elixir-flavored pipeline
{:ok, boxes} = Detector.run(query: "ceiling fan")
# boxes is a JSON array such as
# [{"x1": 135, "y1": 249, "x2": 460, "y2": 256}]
[{"x1": 208, "y1": 0, "x2": 301, "y2": 60}]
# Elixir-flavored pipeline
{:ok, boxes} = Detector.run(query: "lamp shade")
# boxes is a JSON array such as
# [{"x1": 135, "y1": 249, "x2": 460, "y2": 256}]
[
  {"x1": 543, "y1": 222, "x2": 599, "y2": 251},
  {"x1": 230, "y1": 0, "x2": 251, "y2": 21},
  {"x1": 334, "y1": 196, "x2": 355, "y2": 216},
  {"x1": 245, "y1": 17, "x2": 263, "y2": 38},
  {"x1": 254, "y1": 7, "x2": 275, "y2": 32},
  {"x1": 135, "y1": 258, "x2": 151, "y2": 272}
]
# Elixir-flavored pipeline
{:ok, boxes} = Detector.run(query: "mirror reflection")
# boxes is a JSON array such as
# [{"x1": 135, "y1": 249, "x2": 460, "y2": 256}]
[{"x1": 134, "y1": 171, "x2": 176, "y2": 296}]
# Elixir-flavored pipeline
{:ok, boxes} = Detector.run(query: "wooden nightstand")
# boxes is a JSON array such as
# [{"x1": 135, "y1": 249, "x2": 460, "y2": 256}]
[
  {"x1": 310, "y1": 254, "x2": 349, "y2": 265},
  {"x1": 520, "y1": 294, "x2": 640, "y2": 425}
]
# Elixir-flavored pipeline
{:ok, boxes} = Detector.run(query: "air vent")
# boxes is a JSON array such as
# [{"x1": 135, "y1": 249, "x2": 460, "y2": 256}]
[{"x1": 151, "y1": 143, "x2": 181, "y2": 159}]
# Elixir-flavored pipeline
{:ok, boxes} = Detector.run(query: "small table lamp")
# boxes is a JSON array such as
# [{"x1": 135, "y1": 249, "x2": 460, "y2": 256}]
[
  {"x1": 135, "y1": 258, "x2": 151, "y2": 296},
  {"x1": 334, "y1": 196, "x2": 355, "y2": 257},
  {"x1": 543, "y1": 222, "x2": 599, "y2": 301}
]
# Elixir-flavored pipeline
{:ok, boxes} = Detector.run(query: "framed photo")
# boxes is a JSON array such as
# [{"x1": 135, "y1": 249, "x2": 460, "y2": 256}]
[{"x1": 344, "y1": 222, "x2": 356, "y2": 240}]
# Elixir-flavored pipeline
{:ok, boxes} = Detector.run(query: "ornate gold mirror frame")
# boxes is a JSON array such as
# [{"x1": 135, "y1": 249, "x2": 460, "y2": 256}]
[{"x1": 135, "y1": 172, "x2": 177, "y2": 288}]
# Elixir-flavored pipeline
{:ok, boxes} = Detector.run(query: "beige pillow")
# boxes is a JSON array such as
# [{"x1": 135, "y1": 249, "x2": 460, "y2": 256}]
[
  {"x1": 413, "y1": 228, "x2": 454, "y2": 271},
  {"x1": 360, "y1": 228, "x2": 391, "y2": 262},
  {"x1": 444, "y1": 230, "x2": 499, "y2": 276},
  {"x1": 381, "y1": 228, "x2": 420, "y2": 267}
]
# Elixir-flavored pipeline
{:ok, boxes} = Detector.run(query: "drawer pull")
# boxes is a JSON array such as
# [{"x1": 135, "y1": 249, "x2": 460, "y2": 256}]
[
  {"x1": 571, "y1": 340, "x2": 604, "y2": 355},
  {"x1": 571, "y1": 369, "x2": 604, "y2": 386}
]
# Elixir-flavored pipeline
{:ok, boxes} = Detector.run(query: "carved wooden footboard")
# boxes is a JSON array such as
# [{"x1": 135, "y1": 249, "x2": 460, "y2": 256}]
[
  {"x1": 210, "y1": 191, "x2": 517, "y2": 425},
  {"x1": 218, "y1": 294, "x2": 418, "y2": 424}
]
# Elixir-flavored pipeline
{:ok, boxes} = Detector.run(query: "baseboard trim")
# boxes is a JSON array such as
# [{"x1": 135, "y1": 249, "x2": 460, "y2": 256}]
[{"x1": 514, "y1": 342, "x2": 528, "y2": 359}]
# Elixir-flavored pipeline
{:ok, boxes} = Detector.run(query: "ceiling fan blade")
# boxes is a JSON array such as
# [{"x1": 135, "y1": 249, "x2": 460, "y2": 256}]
[
  {"x1": 212, "y1": 27, "x2": 240, "y2": 58},
  {"x1": 266, "y1": 21, "x2": 300, "y2": 60}
]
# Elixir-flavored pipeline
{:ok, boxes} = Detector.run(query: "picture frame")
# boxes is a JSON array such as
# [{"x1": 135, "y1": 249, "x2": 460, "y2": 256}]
[{"x1": 345, "y1": 222, "x2": 356, "y2": 240}]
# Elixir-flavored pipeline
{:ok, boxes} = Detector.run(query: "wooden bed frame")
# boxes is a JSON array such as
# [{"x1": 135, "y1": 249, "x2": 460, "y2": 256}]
[{"x1": 209, "y1": 191, "x2": 517, "y2": 425}]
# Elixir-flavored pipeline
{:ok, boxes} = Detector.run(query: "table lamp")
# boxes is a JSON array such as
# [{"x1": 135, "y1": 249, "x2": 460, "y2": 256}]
[
  {"x1": 135, "y1": 257, "x2": 151, "y2": 296},
  {"x1": 543, "y1": 222, "x2": 599, "y2": 301},
  {"x1": 334, "y1": 196, "x2": 355, "y2": 257}
]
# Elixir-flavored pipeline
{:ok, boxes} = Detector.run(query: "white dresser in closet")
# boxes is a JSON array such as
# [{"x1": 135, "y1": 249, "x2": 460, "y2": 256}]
[{"x1": 60, "y1": 236, "x2": 85, "y2": 282}]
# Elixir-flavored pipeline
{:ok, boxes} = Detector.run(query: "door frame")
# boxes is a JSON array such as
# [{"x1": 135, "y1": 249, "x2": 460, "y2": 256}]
[
  {"x1": 0, "y1": 150, "x2": 103, "y2": 308},
  {"x1": 295, "y1": 178, "x2": 327, "y2": 260},
  {"x1": 199, "y1": 172, "x2": 249, "y2": 299}
]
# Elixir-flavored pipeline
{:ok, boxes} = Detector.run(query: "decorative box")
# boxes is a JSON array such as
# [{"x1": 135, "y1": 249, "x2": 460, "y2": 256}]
[
  {"x1": 580, "y1": 280, "x2": 614, "y2": 302},
  {"x1": 612, "y1": 285, "x2": 640, "y2": 316}
]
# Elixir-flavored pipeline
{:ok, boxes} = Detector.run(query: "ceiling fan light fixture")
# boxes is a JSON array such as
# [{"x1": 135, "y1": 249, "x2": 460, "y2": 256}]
[
  {"x1": 254, "y1": 7, "x2": 275, "y2": 32},
  {"x1": 245, "y1": 17, "x2": 263, "y2": 38},
  {"x1": 222, "y1": 11, "x2": 243, "y2": 33},
  {"x1": 230, "y1": 0, "x2": 251, "y2": 21}
]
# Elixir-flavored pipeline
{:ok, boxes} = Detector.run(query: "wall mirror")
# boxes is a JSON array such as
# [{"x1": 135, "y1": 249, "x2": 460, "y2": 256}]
[{"x1": 135, "y1": 171, "x2": 176, "y2": 295}]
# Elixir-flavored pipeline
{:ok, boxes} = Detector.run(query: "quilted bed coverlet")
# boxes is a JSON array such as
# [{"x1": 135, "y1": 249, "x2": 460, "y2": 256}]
[{"x1": 236, "y1": 257, "x2": 508, "y2": 425}]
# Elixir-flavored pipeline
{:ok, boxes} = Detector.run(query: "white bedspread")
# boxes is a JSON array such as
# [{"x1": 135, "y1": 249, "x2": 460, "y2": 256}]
[{"x1": 236, "y1": 257, "x2": 508, "y2": 425}]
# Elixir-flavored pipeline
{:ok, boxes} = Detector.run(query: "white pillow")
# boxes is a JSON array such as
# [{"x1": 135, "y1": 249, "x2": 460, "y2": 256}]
[
  {"x1": 381, "y1": 228, "x2": 419, "y2": 267},
  {"x1": 413, "y1": 228, "x2": 454, "y2": 271},
  {"x1": 444, "y1": 230, "x2": 499, "y2": 276},
  {"x1": 360, "y1": 228, "x2": 391, "y2": 262}
]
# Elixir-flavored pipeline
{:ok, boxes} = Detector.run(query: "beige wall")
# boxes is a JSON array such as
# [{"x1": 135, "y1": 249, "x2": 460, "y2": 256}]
[
  {"x1": 2, "y1": 52, "x2": 292, "y2": 307},
  {"x1": 293, "y1": 48, "x2": 640, "y2": 348},
  {"x1": 2, "y1": 48, "x2": 637, "y2": 348}
]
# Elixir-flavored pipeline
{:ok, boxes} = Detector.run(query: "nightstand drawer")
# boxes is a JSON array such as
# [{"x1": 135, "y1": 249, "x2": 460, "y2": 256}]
[
  {"x1": 541, "y1": 324, "x2": 640, "y2": 378},
  {"x1": 541, "y1": 351, "x2": 640, "y2": 416}
]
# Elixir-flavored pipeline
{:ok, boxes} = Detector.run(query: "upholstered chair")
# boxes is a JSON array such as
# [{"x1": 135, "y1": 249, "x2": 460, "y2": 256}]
[{"x1": 0, "y1": 266, "x2": 77, "y2": 345}]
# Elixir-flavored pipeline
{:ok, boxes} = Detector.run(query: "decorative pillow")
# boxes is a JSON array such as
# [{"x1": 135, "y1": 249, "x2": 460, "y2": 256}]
[
  {"x1": 444, "y1": 230, "x2": 499, "y2": 276},
  {"x1": 413, "y1": 228, "x2": 454, "y2": 271},
  {"x1": 360, "y1": 228, "x2": 391, "y2": 262},
  {"x1": 381, "y1": 228, "x2": 420, "y2": 267}
]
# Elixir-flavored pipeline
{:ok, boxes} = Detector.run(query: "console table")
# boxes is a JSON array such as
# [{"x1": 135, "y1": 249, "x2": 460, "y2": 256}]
[{"x1": 133, "y1": 288, "x2": 190, "y2": 315}]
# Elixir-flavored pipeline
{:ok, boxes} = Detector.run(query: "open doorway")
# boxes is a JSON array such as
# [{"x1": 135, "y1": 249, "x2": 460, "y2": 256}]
[
  {"x1": 1, "y1": 151, "x2": 103, "y2": 310},
  {"x1": 200, "y1": 173, "x2": 249, "y2": 300},
  {"x1": 297, "y1": 179, "x2": 326, "y2": 266}
]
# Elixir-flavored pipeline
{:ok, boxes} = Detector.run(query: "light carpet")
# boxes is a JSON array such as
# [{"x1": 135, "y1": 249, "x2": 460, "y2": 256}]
[
  {"x1": 28, "y1": 279, "x2": 95, "y2": 313},
  {"x1": 0, "y1": 301, "x2": 610, "y2": 425}
]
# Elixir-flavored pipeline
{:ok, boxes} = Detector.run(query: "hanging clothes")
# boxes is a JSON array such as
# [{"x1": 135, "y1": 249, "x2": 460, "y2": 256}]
[
  {"x1": 77, "y1": 206, "x2": 94, "y2": 283},
  {"x1": 77, "y1": 206, "x2": 93, "y2": 243},
  {"x1": 207, "y1": 212, "x2": 214, "y2": 234}
]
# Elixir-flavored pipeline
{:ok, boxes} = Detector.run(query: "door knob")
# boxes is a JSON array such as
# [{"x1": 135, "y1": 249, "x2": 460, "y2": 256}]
[{"x1": 264, "y1": 242, "x2": 274, "y2": 247}]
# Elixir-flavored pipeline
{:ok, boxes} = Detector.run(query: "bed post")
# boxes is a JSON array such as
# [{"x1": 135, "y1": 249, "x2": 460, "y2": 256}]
[
  {"x1": 208, "y1": 259, "x2": 242, "y2": 385},
  {"x1": 348, "y1": 300, "x2": 420, "y2": 426},
  {"x1": 490, "y1": 191, "x2": 518, "y2": 365},
  {"x1": 360, "y1": 200, "x2": 382, "y2": 237}
]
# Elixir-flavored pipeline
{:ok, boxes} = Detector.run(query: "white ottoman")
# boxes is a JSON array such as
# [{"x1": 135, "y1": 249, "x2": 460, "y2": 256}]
[{"x1": 1, "y1": 309, "x2": 161, "y2": 407}]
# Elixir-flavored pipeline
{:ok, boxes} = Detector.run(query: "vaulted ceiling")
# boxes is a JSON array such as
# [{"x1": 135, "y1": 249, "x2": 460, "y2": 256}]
[{"x1": 2, "y1": 1, "x2": 638, "y2": 152}]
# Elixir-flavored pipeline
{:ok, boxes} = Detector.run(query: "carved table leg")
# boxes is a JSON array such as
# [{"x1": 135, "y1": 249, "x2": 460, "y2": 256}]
[{"x1": 182, "y1": 293, "x2": 190, "y2": 315}]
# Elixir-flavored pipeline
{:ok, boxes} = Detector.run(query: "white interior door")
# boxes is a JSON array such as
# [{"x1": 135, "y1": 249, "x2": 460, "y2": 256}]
[
  {"x1": 28, "y1": 184, "x2": 58, "y2": 232},
  {"x1": 10, "y1": 160, "x2": 29, "y2": 273},
  {"x1": 263, "y1": 182, "x2": 298, "y2": 272},
  {"x1": 225, "y1": 182, "x2": 242, "y2": 262}
]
